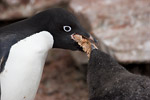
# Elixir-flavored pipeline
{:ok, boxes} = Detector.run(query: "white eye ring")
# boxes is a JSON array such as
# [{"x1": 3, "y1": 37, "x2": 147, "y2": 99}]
[{"x1": 63, "y1": 26, "x2": 72, "y2": 32}]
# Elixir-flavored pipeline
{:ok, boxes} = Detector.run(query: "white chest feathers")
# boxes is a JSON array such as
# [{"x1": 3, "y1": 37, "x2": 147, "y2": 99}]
[{"x1": 0, "y1": 31, "x2": 54, "y2": 100}]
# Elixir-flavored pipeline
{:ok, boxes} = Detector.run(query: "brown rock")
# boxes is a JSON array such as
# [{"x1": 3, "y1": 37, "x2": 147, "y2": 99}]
[
  {"x1": 1, "y1": 0, "x2": 149, "y2": 63},
  {"x1": 70, "y1": 0, "x2": 150, "y2": 63},
  {"x1": 35, "y1": 51, "x2": 88, "y2": 100}
]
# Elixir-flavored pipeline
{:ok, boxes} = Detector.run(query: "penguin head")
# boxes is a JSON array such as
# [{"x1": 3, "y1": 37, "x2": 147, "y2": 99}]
[{"x1": 46, "y1": 8, "x2": 97, "y2": 51}]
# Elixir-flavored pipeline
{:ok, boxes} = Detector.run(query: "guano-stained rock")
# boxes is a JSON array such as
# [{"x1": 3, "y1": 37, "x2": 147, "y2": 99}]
[{"x1": 70, "y1": 0, "x2": 150, "y2": 63}]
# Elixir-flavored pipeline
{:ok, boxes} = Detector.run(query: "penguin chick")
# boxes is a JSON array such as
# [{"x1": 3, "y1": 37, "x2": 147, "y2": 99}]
[{"x1": 88, "y1": 49, "x2": 150, "y2": 100}]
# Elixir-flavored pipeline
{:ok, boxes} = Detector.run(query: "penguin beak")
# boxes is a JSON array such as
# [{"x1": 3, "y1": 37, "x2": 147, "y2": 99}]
[
  {"x1": 81, "y1": 33, "x2": 98, "y2": 50},
  {"x1": 71, "y1": 32, "x2": 98, "y2": 51},
  {"x1": 88, "y1": 34, "x2": 98, "y2": 43},
  {"x1": 71, "y1": 33, "x2": 98, "y2": 44}
]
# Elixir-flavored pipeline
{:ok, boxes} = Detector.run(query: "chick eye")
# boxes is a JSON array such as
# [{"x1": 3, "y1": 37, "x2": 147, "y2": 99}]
[{"x1": 63, "y1": 26, "x2": 72, "y2": 32}]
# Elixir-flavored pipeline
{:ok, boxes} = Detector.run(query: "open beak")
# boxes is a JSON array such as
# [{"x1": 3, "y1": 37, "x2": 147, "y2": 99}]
[
  {"x1": 71, "y1": 32, "x2": 98, "y2": 57},
  {"x1": 71, "y1": 32, "x2": 98, "y2": 51},
  {"x1": 74, "y1": 32, "x2": 98, "y2": 44}
]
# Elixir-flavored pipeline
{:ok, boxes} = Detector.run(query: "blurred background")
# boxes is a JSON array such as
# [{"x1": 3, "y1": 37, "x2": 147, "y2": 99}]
[{"x1": 0, "y1": 0, "x2": 150, "y2": 100}]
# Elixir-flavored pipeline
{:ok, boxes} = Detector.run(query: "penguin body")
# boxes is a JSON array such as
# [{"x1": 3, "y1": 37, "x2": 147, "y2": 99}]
[
  {"x1": 0, "y1": 8, "x2": 95, "y2": 100},
  {"x1": 88, "y1": 49, "x2": 150, "y2": 100}
]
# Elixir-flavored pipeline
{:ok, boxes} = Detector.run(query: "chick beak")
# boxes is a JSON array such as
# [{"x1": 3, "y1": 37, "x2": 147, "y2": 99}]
[
  {"x1": 81, "y1": 32, "x2": 98, "y2": 45},
  {"x1": 88, "y1": 34, "x2": 98, "y2": 44},
  {"x1": 86, "y1": 34, "x2": 98, "y2": 51}
]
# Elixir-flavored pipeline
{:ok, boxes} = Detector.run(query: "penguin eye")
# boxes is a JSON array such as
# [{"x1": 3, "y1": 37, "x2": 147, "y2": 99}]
[{"x1": 63, "y1": 26, "x2": 72, "y2": 32}]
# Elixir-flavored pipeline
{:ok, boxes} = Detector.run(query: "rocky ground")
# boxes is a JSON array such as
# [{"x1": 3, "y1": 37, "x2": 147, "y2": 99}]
[
  {"x1": 0, "y1": 0, "x2": 150, "y2": 100},
  {"x1": 37, "y1": 52, "x2": 150, "y2": 100},
  {"x1": 35, "y1": 50, "x2": 88, "y2": 100},
  {"x1": 0, "y1": 0, "x2": 150, "y2": 63}
]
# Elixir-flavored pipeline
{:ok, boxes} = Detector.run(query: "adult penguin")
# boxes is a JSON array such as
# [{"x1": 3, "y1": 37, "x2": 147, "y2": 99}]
[{"x1": 0, "y1": 8, "x2": 96, "y2": 100}]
